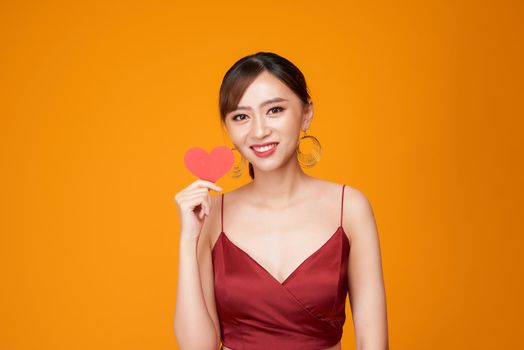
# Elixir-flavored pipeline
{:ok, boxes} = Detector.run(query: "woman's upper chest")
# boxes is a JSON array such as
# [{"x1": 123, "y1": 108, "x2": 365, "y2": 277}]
[{"x1": 210, "y1": 185, "x2": 347, "y2": 284}]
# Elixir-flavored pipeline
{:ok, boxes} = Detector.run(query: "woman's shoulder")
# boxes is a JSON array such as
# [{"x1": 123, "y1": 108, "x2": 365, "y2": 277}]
[
  {"x1": 339, "y1": 182, "x2": 368, "y2": 205},
  {"x1": 316, "y1": 179, "x2": 367, "y2": 202},
  {"x1": 313, "y1": 178, "x2": 362, "y2": 197},
  {"x1": 213, "y1": 181, "x2": 253, "y2": 196},
  {"x1": 340, "y1": 182, "x2": 372, "y2": 214},
  {"x1": 338, "y1": 183, "x2": 376, "y2": 244},
  {"x1": 209, "y1": 183, "x2": 249, "y2": 206},
  {"x1": 314, "y1": 179, "x2": 373, "y2": 228}
]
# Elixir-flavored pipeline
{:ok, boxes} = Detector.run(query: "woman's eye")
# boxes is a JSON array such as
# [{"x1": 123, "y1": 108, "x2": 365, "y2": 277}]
[
  {"x1": 232, "y1": 114, "x2": 248, "y2": 121},
  {"x1": 268, "y1": 106, "x2": 284, "y2": 114}
]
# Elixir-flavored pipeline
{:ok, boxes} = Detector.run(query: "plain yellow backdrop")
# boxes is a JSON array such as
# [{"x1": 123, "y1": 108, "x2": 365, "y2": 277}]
[{"x1": 1, "y1": 0, "x2": 522, "y2": 349}]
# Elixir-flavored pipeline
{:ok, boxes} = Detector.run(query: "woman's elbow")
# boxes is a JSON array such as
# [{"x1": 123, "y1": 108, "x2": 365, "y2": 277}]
[{"x1": 174, "y1": 323, "x2": 219, "y2": 350}]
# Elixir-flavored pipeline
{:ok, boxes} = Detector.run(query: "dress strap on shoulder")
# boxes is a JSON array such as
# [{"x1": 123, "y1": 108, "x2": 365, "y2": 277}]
[
  {"x1": 340, "y1": 184, "x2": 346, "y2": 227},
  {"x1": 221, "y1": 193, "x2": 225, "y2": 233}
]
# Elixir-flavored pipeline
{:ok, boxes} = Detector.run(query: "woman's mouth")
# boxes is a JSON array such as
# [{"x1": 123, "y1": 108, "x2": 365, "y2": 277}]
[{"x1": 251, "y1": 142, "x2": 278, "y2": 157}]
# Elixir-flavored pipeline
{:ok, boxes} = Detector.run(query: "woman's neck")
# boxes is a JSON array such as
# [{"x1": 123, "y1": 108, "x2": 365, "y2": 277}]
[{"x1": 247, "y1": 162, "x2": 315, "y2": 208}]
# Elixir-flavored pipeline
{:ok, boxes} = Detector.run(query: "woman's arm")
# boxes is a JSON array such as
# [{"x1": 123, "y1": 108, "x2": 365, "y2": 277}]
[
  {"x1": 174, "y1": 194, "x2": 221, "y2": 350},
  {"x1": 345, "y1": 187, "x2": 389, "y2": 350}
]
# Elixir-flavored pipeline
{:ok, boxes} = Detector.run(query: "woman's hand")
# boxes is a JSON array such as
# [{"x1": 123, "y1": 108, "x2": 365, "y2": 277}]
[{"x1": 173, "y1": 179, "x2": 223, "y2": 240}]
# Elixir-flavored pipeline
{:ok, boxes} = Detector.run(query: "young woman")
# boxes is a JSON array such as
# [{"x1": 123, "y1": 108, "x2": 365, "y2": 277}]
[{"x1": 174, "y1": 52, "x2": 389, "y2": 350}]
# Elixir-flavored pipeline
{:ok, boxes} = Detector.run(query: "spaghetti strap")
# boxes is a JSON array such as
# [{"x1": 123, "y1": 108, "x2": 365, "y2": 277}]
[
  {"x1": 221, "y1": 193, "x2": 224, "y2": 233},
  {"x1": 340, "y1": 184, "x2": 346, "y2": 227}
]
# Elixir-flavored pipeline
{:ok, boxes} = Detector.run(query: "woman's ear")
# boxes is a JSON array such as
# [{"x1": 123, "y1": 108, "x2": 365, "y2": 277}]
[{"x1": 301, "y1": 100, "x2": 314, "y2": 129}]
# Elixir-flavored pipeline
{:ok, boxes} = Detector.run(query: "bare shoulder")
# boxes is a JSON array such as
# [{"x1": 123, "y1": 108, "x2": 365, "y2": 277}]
[
  {"x1": 343, "y1": 184, "x2": 373, "y2": 214},
  {"x1": 341, "y1": 184, "x2": 378, "y2": 243},
  {"x1": 221, "y1": 183, "x2": 251, "y2": 201}
]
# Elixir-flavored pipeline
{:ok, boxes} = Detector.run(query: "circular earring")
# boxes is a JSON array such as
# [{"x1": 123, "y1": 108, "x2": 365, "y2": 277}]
[
  {"x1": 296, "y1": 129, "x2": 321, "y2": 168},
  {"x1": 229, "y1": 147, "x2": 247, "y2": 178}
]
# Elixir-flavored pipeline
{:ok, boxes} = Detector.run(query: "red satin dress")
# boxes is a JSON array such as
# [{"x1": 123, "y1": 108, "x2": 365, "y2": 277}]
[{"x1": 211, "y1": 184, "x2": 350, "y2": 350}]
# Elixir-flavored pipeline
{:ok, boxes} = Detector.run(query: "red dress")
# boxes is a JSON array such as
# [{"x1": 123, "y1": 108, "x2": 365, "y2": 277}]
[{"x1": 212, "y1": 184, "x2": 350, "y2": 350}]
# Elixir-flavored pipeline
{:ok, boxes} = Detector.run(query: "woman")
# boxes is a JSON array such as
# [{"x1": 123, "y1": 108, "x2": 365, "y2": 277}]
[{"x1": 174, "y1": 52, "x2": 389, "y2": 350}]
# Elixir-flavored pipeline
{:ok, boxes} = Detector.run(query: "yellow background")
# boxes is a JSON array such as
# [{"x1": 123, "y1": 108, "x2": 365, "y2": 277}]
[{"x1": 1, "y1": 1, "x2": 522, "y2": 349}]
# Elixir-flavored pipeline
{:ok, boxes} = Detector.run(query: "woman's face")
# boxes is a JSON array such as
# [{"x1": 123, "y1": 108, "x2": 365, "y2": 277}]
[{"x1": 224, "y1": 71, "x2": 313, "y2": 173}]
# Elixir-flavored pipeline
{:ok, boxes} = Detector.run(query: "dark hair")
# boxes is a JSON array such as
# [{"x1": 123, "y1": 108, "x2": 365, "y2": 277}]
[{"x1": 218, "y1": 52, "x2": 311, "y2": 179}]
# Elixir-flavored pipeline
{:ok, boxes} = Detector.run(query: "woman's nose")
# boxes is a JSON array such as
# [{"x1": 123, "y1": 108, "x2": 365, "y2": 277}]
[{"x1": 251, "y1": 116, "x2": 270, "y2": 138}]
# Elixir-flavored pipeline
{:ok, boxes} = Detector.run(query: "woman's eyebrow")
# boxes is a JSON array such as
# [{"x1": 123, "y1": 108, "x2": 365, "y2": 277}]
[{"x1": 234, "y1": 97, "x2": 288, "y2": 112}]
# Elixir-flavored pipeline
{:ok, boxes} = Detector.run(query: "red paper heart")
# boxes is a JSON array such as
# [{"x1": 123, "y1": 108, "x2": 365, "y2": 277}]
[{"x1": 183, "y1": 146, "x2": 234, "y2": 182}]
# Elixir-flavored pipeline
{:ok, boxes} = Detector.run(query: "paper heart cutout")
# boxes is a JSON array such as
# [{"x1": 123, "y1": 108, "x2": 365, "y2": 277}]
[{"x1": 183, "y1": 146, "x2": 234, "y2": 182}]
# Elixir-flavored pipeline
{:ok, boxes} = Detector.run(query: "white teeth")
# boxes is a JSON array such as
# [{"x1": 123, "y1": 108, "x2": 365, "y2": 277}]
[{"x1": 253, "y1": 143, "x2": 277, "y2": 152}]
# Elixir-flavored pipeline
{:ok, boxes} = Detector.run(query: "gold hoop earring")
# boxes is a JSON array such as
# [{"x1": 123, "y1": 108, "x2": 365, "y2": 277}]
[
  {"x1": 229, "y1": 147, "x2": 247, "y2": 178},
  {"x1": 296, "y1": 129, "x2": 321, "y2": 168}
]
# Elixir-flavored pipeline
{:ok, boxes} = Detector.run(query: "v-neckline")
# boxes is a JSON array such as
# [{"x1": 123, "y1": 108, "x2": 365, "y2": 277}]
[{"x1": 216, "y1": 226, "x2": 347, "y2": 285}]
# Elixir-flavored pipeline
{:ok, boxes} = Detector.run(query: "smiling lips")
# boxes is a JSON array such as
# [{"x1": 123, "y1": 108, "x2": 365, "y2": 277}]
[{"x1": 251, "y1": 142, "x2": 278, "y2": 157}]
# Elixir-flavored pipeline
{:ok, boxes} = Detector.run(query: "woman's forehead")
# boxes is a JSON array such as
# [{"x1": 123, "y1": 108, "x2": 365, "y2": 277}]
[{"x1": 237, "y1": 73, "x2": 296, "y2": 107}]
